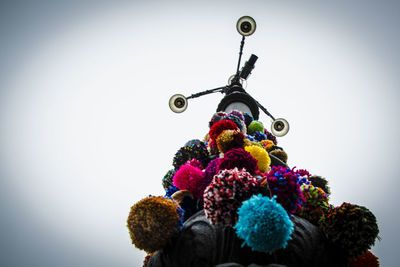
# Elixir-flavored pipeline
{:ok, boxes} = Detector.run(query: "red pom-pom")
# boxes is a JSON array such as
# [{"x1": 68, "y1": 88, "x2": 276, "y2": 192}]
[
  {"x1": 348, "y1": 250, "x2": 379, "y2": 267},
  {"x1": 209, "y1": 120, "x2": 238, "y2": 142},
  {"x1": 173, "y1": 164, "x2": 208, "y2": 199},
  {"x1": 218, "y1": 148, "x2": 257, "y2": 174}
]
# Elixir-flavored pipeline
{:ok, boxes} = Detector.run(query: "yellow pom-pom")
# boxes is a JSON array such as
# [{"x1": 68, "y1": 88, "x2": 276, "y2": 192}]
[
  {"x1": 245, "y1": 145, "x2": 271, "y2": 173},
  {"x1": 261, "y1": 140, "x2": 275, "y2": 152}
]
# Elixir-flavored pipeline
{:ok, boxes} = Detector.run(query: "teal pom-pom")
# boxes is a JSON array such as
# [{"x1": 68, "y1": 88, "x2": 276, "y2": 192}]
[{"x1": 234, "y1": 194, "x2": 294, "y2": 254}]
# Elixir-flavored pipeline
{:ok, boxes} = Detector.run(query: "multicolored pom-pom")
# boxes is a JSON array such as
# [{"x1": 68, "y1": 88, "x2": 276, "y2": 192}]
[
  {"x1": 298, "y1": 184, "x2": 329, "y2": 225},
  {"x1": 203, "y1": 168, "x2": 260, "y2": 226},
  {"x1": 127, "y1": 196, "x2": 181, "y2": 253},
  {"x1": 266, "y1": 166, "x2": 305, "y2": 214},
  {"x1": 218, "y1": 148, "x2": 257, "y2": 174},
  {"x1": 173, "y1": 164, "x2": 209, "y2": 199},
  {"x1": 319, "y1": 202, "x2": 379, "y2": 258},
  {"x1": 234, "y1": 194, "x2": 294, "y2": 254},
  {"x1": 245, "y1": 145, "x2": 271, "y2": 173},
  {"x1": 308, "y1": 175, "x2": 331, "y2": 195},
  {"x1": 162, "y1": 169, "x2": 176, "y2": 191},
  {"x1": 348, "y1": 250, "x2": 379, "y2": 267},
  {"x1": 172, "y1": 140, "x2": 210, "y2": 170}
]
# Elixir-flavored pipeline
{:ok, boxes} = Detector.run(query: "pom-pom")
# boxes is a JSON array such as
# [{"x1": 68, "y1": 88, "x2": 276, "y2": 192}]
[
  {"x1": 298, "y1": 184, "x2": 329, "y2": 225},
  {"x1": 223, "y1": 114, "x2": 246, "y2": 133},
  {"x1": 266, "y1": 166, "x2": 305, "y2": 214},
  {"x1": 253, "y1": 131, "x2": 268, "y2": 141},
  {"x1": 264, "y1": 128, "x2": 278, "y2": 145},
  {"x1": 203, "y1": 168, "x2": 260, "y2": 226},
  {"x1": 218, "y1": 148, "x2": 257, "y2": 174},
  {"x1": 319, "y1": 202, "x2": 379, "y2": 258},
  {"x1": 127, "y1": 196, "x2": 181, "y2": 253},
  {"x1": 172, "y1": 140, "x2": 209, "y2": 170},
  {"x1": 270, "y1": 149, "x2": 288, "y2": 163},
  {"x1": 308, "y1": 175, "x2": 331, "y2": 195},
  {"x1": 247, "y1": 120, "x2": 264, "y2": 135},
  {"x1": 216, "y1": 130, "x2": 245, "y2": 153},
  {"x1": 234, "y1": 194, "x2": 294, "y2": 253},
  {"x1": 204, "y1": 157, "x2": 221, "y2": 182},
  {"x1": 209, "y1": 111, "x2": 227, "y2": 128},
  {"x1": 261, "y1": 140, "x2": 275, "y2": 152},
  {"x1": 348, "y1": 250, "x2": 379, "y2": 267},
  {"x1": 209, "y1": 120, "x2": 238, "y2": 142},
  {"x1": 242, "y1": 112, "x2": 254, "y2": 127},
  {"x1": 227, "y1": 110, "x2": 245, "y2": 121},
  {"x1": 245, "y1": 145, "x2": 271, "y2": 173},
  {"x1": 173, "y1": 164, "x2": 209, "y2": 199},
  {"x1": 162, "y1": 169, "x2": 176, "y2": 191},
  {"x1": 165, "y1": 185, "x2": 179, "y2": 198}
]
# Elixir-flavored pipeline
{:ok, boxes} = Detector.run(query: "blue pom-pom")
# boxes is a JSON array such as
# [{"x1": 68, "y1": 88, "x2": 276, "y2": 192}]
[
  {"x1": 253, "y1": 131, "x2": 268, "y2": 141},
  {"x1": 234, "y1": 194, "x2": 294, "y2": 254},
  {"x1": 165, "y1": 186, "x2": 179, "y2": 198}
]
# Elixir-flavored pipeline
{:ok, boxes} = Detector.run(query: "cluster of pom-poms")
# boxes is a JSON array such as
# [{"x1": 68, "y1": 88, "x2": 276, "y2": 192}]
[
  {"x1": 203, "y1": 168, "x2": 260, "y2": 226},
  {"x1": 234, "y1": 194, "x2": 294, "y2": 253},
  {"x1": 127, "y1": 196, "x2": 181, "y2": 253},
  {"x1": 127, "y1": 109, "x2": 380, "y2": 266},
  {"x1": 319, "y1": 202, "x2": 379, "y2": 258},
  {"x1": 348, "y1": 250, "x2": 379, "y2": 267}
]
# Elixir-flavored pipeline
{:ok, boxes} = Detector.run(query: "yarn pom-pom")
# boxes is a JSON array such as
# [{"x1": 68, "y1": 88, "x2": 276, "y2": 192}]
[
  {"x1": 319, "y1": 202, "x2": 379, "y2": 258},
  {"x1": 253, "y1": 131, "x2": 268, "y2": 141},
  {"x1": 165, "y1": 185, "x2": 179, "y2": 199},
  {"x1": 264, "y1": 128, "x2": 278, "y2": 145},
  {"x1": 218, "y1": 148, "x2": 257, "y2": 174},
  {"x1": 270, "y1": 149, "x2": 288, "y2": 163},
  {"x1": 261, "y1": 140, "x2": 275, "y2": 152},
  {"x1": 228, "y1": 110, "x2": 245, "y2": 121},
  {"x1": 298, "y1": 184, "x2": 329, "y2": 225},
  {"x1": 242, "y1": 112, "x2": 254, "y2": 127},
  {"x1": 203, "y1": 168, "x2": 260, "y2": 226},
  {"x1": 204, "y1": 157, "x2": 222, "y2": 182},
  {"x1": 209, "y1": 111, "x2": 227, "y2": 128},
  {"x1": 245, "y1": 145, "x2": 271, "y2": 173},
  {"x1": 308, "y1": 175, "x2": 331, "y2": 195},
  {"x1": 234, "y1": 194, "x2": 294, "y2": 254},
  {"x1": 127, "y1": 196, "x2": 181, "y2": 253},
  {"x1": 247, "y1": 120, "x2": 264, "y2": 135},
  {"x1": 209, "y1": 120, "x2": 238, "y2": 142},
  {"x1": 173, "y1": 164, "x2": 209, "y2": 199},
  {"x1": 266, "y1": 166, "x2": 305, "y2": 214},
  {"x1": 162, "y1": 169, "x2": 176, "y2": 191},
  {"x1": 348, "y1": 250, "x2": 379, "y2": 267},
  {"x1": 216, "y1": 130, "x2": 245, "y2": 153},
  {"x1": 172, "y1": 140, "x2": 209, "y2": 170},
  {"x1": 223, "y1": 114, "x2": 246, "y2": 133}
]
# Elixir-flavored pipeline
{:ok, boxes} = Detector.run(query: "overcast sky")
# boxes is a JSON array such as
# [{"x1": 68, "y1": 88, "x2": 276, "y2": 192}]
[{"x1": 0, "y1": 1, "x2": 399, "y2": 266}]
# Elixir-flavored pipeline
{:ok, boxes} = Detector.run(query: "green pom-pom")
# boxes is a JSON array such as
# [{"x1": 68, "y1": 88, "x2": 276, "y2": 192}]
[
  {"x1": 319, "y1": 202, "x2": 379, "y2": 258},
  {"x1": 127, "y1": 196, "x2": 180, "y2": 253},
  {"x1": 162, "y1": 169, "x2": 176, "y2": 191},
  {"x1": 247, "y1": 120, "x2": 264, "y2": 135}
]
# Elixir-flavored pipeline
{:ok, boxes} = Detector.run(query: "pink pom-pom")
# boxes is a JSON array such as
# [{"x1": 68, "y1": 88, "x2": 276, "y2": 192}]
[{"x1": 173, "y1": 164, "x2": 208, "y2": 199}]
